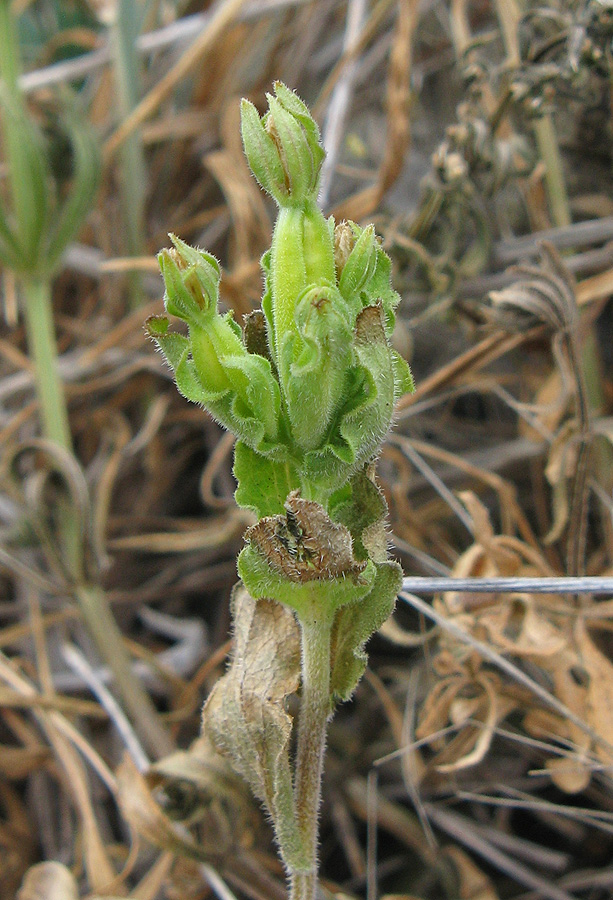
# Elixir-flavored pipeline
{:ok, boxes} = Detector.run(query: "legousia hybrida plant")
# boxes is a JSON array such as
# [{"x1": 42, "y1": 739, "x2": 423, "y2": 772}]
[{"x1": 147, "y1": 83, "x2": 414, "y2": 900}]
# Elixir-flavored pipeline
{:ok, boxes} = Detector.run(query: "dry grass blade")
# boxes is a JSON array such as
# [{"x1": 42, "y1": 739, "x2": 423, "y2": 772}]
[
  {"x1": 424, "y1": 805, "x2": 578, "y2": 900},
  {"x1": 103, "y1": 0, "x2": 250, "y2": 160}
]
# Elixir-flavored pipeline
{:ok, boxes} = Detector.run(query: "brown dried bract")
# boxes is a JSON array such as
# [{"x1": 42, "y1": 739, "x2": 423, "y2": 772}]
[{"x1": 245, "y1": 491, "x2": 367, "y2": 582}]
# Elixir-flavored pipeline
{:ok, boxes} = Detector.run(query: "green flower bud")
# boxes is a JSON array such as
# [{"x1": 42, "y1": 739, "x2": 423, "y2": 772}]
[
  {"x1": 240, "y1": 82, "x2": 324, "y2": 209},
  {"x1": 157, "y1": 233, "x2": 221, "y2": 327},
  {"x1": 269, "y1": 204, "x2": 336, "y2": 359},
  {"x1": 280, "y1": 284, "x2": 353, "y2": 452},
  {"x1": 240, "y1": 98, "x2": 288, "y2": 207},
  {"x1": 152, "y1": 235, "x2": 282, "y2": 449},
  {"x1": 338, "y1": 223, "x2": 377, "y2": 303}
]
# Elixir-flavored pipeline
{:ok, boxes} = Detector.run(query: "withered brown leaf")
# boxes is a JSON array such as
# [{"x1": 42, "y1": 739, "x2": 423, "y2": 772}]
[
  {"x1": 245, "y1": 491, "x2": 367, "y2": 582},
  {"x1": 203, "y1": 584, "x2": 301, "y2": 822}
]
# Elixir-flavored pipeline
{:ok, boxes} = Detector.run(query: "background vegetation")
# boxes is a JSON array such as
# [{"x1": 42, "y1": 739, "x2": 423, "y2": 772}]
[{"x1": 1, "y1": 1, "x2": 613, "y2": 898}]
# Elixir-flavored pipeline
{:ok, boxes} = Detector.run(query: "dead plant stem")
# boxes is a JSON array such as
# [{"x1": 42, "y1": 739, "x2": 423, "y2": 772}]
[{"x1": 533, "y1": 115, "x2": 571, "y2": 229}]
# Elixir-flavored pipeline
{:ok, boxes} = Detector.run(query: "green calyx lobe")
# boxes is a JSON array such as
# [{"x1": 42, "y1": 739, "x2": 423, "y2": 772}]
[{"x1": 153, "y1": 84, "x2": 414, "y2": 696}]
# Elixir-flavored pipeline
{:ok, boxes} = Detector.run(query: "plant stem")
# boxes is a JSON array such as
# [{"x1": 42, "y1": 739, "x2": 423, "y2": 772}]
[
  {"x1": 290, "y1": 614, "x2": 333, "y2": 900},
  {"x1": 533, "y1": 115, "x2": 571, "y2": 229},
  {"x1": 21, "y1": 277, "x2": 173, "y2": 759},
  {"x1": 111, "y1": 0, "x2": 147, "y2": 307},
  {"x1": 0, "y1": 0, "x2": 43, "y2": 260},
  {"x1": 22, "y1": 278, "x2": 73, "y2": 450}
]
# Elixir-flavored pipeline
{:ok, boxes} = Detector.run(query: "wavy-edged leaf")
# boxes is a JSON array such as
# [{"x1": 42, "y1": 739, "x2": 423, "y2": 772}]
[
  {"x1": 281, "y1": 284, "x2": 353, "y2": 451},
  {"x1": 339, "y1": 304, "x2": 396, "y2": 461},
  {"x1": 238, "y1": 493, "x2": 376, "y2": 619},
  {"x1": 359, "y1": 246, "x2": 402, "y2": 335},
  {"x1": 329, "y1": 464, "x2": 388, "y2": 562},
  {"x1": 330, "y1": 560, "x2": 401, "y2": 702}
]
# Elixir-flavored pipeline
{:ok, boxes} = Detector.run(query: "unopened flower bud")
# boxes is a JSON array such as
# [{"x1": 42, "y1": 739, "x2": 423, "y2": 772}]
[
  {"x1": 241, "y1": 82, "x2": 324, "y2": 208},
  {"x1": 334, "y1": 220, "x2": 356, "y2": 279},
  {"x1": 158, "y1": 233, "x2": 220, "y2": 326},
  {"x1": 338, "y1": 224, "x2": 377, "y2": 300}
]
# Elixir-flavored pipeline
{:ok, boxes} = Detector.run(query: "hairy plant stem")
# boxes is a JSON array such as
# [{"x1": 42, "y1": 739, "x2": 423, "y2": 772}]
[
  {"x1": 21, "y1": 277, "x2": 173, "y2": 759},
  {"x1": 290, "y1": 613, "x2": 333, "y2": 900}
]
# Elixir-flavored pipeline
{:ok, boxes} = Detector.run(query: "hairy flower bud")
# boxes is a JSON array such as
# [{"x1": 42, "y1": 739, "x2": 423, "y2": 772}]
[
  {"x1": 338, "y1": 223, "x2": 377, "y2": 302},
  {"x1": 149, "y1": 234, "x2": 281, "y2": 449},
  {"x1": 241, "y1": 82, "x2": 324, "y2": 209},
  {"x1": 157, "y1": 234, "x2": 221, "y2": 325}
]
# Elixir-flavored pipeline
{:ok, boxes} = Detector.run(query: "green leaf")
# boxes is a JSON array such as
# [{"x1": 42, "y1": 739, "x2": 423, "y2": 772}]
[
  {"x1": 360, "y1": 247, "x2": 401, "y2": 335},
  {"x1": 174, "y1": 353, "x2": 215, "y2": 405},
  {"x1": 338, "y1": 224, "x2": 377, "y2": 303},
  {"x1": 234, "y1": 441, "x2": 297, "y2": 517},
  {"x1": 339, "y1": 305, "x2": 395, "y2": 464},
  {"x1": 391, "y1": 349, "x2": 415, "y2": 397},
  {"x1": 330, "y1": 561, "x2": 401, "y2": 702},
  {"x1": 146, "y1": 317, "x2": 191, "y2": 370},
  {"x1": 217, "y1": 335, "x2": 281, "y2": 442}
]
